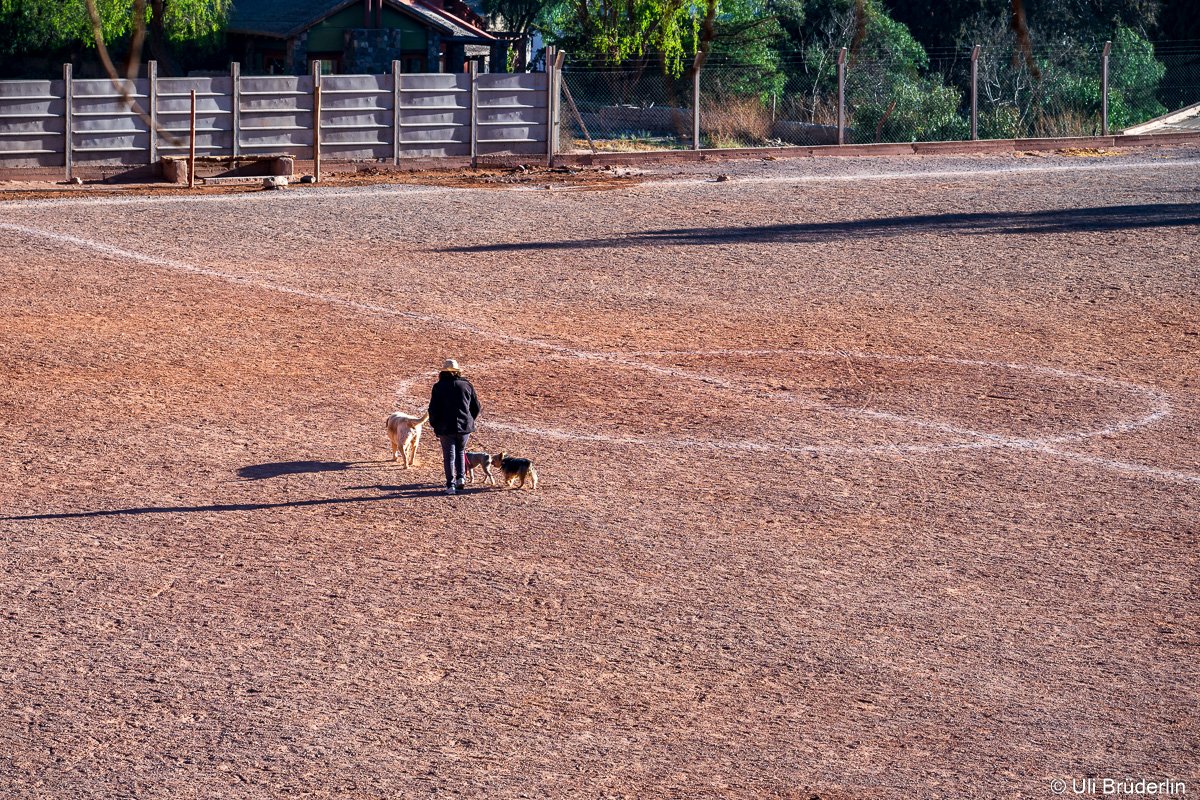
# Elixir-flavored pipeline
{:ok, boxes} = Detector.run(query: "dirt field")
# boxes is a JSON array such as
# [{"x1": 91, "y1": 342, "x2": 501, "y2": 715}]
[{"x1": 1, "y1": 147, "x2": 1198, "y2": 799}]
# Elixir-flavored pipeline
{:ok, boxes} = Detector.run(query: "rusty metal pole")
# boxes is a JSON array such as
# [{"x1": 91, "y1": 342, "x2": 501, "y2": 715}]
[
  {"x1": 837, "y1": 47, "x2": 847, "y2": 146},
  {"x1": 188, "y1": 89, "x2": 197, "y2": 188},
  {"x1": 970, "y1": 44, "x2": 981, "y2": 140},
  {"x1": 1101, "y1": 40, "x2": 1112, "y2": 136}
]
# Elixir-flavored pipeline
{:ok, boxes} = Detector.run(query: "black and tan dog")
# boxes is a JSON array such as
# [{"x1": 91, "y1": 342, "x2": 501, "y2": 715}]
[{"x1": 490, "y1": 453, "x2": 538, "y2": 489}]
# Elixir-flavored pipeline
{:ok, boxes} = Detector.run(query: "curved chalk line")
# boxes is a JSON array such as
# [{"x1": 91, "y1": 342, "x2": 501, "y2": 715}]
[
  {"x1": 2, "y1": 221, "x2": 1194, "y2": 484},
  {"x1": 396, "y1": 351, "x2": 1194, "y2": 485}
]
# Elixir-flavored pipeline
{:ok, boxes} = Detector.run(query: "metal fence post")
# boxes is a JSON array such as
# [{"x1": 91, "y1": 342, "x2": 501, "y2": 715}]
[
  {"x1": 970, "y1": 44, "x2": 981, "y2": 141},
  {"x1": 692, "y1": 58, "x2": 701, "y2": 150},
  {"x1": 63, "y1": 63, "x2": 73, "y2": 181},
  {"x1": 552, "y1": 50, "x2": 564, "y2": 158},
  {"x1": 469, "y1": 60, "x2": 479, "y2": 168},
  {"x1": 836, "y1": 47, "x2": 847, "y2": 146},
  {"x1": 544, "y1": 45, "x2": 556, "y2": 166},
  {"x1": 1102, "y1": 40, "x2": 1112, "y2": 136},
  {"x1": 148, "y1": 60, "x2": 158, "y2": 164},
  {"x1": 230, "y1": 62, "x2": 241, "y2": 157},
  {"x1": 392, "y1": 59, "x2": 401, "y2": 165},
  {"x1": 311, "y1": 60, "x2": 322, "y2": 181}
]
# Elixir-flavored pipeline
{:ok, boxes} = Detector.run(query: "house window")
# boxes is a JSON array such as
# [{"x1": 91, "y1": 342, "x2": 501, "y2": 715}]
[
  {"x1": 309, "y1": 56, "x2": 339, "y2": 75},
  {"x1": 401, "y1": 55, "x2": 425, "y2": 73}
]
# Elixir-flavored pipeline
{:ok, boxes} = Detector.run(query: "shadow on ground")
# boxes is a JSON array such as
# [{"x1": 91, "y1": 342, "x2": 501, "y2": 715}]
[
  {"x1": 0, "y1": 483, "x2": 499, "y2": 521},
  {"x1": 236, "y1": 460, "x2": 380, "y2": 480},
  {"x1": 441, "y1": 202, "x2": 1200, "y2": 253}
]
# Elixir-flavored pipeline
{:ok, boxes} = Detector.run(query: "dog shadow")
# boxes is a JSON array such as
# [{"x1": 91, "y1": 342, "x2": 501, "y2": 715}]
[{"x1": 237, "y1": 460, "x2": 380, "y2": 480}]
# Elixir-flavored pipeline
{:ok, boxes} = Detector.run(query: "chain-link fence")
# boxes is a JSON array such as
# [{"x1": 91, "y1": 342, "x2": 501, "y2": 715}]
[
  {"x1": 558, "y1": 58, "x2": 695, "y2": 151},
  {"x1": 1149, "y1": 43, "x2": 1200, "y2": 118},
  {"x1": 556, "y1": 42, "x2": 1200, "y2": 153}
]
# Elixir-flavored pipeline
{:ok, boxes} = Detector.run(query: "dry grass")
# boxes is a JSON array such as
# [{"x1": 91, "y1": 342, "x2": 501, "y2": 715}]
[{"x1": 700, "y1": 95, "x2": 774, "y2": 146}]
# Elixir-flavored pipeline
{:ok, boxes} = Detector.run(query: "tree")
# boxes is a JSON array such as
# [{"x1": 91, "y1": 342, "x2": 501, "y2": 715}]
[{"x1": 0, "y1": 0, "x2": 228, "y2": 74}]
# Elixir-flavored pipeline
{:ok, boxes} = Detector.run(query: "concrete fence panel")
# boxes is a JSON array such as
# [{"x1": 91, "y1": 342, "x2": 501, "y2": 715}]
[
  {"x1": 0, "y1": 67, "x2": 551, "y2": 173},
  {"x1": 397, "y1": 72, "x2": 471, "y2": 159},
  {"x1": 320, "y1": 73, "x2": 391, "y2": 161},
  {"x1": 71, "y1": 78, "x2": 151, "y2": 166},
  {"x1": 0, "y1": 79, "x2": 65, "y2": 168},
  {"x1": 475, "y1": 72, "x2": 547, "y2": 157},
  {"x1": 155, "y1": 77, "x2": 233, "y2": 157},
  {"x1": 238, "y1": 75, "x2": 315, "y2": 158}
]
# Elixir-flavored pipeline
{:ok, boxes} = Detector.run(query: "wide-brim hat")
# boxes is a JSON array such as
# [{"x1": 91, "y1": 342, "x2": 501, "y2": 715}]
[{"x1": 441, "y1": 358, "x2": 461, "y2": 373}]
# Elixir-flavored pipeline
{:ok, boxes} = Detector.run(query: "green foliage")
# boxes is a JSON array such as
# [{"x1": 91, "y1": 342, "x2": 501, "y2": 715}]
[
  {"x1": 547, "y1": 0, "x2": 1177, "y2": 146},
  {"x1": 978, "y1": 105, "x2": 1022, "y2": 138},
  {"x1": 1109, "y1": 25, "x2": 1167, "y2": 128},
  {"x1": 851, "y1": 74, "x2": 968, "y2": 141},
  {"x1": 0, "y1": 0, "x2": 228, "y2": 54},
  {"x1": 546, "y1": 0, "x2": 700, "y2": 74}
]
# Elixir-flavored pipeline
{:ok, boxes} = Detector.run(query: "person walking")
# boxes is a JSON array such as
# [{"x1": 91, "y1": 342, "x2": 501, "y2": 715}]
[{"x1": 427, "y1": 358, "x2": 481, "y2": 495}]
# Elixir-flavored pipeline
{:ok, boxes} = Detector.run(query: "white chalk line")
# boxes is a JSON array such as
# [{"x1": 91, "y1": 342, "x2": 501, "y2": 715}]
[
  {"x1": 649, "y1": 157, "x2": 1200, "y2": 191},
  {"x1": 2, "y1": 156, "x2": 1198, "y2": 212},
  {"x1": 5, "y1": 221, "x2": 1196, "y2": 485},
  {"x1": 397, "y1": 351, "x2": 1200, "y2": 485}
]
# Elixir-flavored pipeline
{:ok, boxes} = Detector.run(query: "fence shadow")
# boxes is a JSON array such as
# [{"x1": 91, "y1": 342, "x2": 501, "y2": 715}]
[{"x1": 442, "y1": 202, "x2": 1200, "y2": 253}]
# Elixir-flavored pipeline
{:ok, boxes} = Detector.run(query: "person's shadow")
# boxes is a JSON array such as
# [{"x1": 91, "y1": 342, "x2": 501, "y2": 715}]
[{"x1": 0, "y1": 480, "x2": 475, "y2": 522}]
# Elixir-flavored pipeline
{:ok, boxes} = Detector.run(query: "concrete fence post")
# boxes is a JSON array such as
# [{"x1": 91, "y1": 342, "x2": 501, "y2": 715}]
[
  {"x1": 148, "y1": 61, "x2": 159, "y2": 164},
  {"x1": 63, "y1": 63, "x2": 73, "y2": 181},
  {"x1": 552, "y1": 50, "x2": 564, "y2": 158},
  {"x1": 392, "y1": 59, "x2": 402, "y2": 165},
  {"x1": 469, "y1": 60, "x2": 479, "y2": 168},
  {"x1": 230, "y1": 62, "x2": 241, "y2": 157},
  {"x1": 692, "y1": 57, "x2": 701, "y2": 151},
  {"x1": 188, "y1": 89, "x2": 197, "y2": 188},
  {"x1": 1101, "y1": 40, "x2": 1112, "y2": 136},
  {"x1": 836, "y1": 47, "x2": 847, "y2": 146},
  {"x1": 970, "y1": 44, "x2": 981, "y2": 141},
  {"x1": 311, "y1": 60, "x2": 322, "y2": 181}
]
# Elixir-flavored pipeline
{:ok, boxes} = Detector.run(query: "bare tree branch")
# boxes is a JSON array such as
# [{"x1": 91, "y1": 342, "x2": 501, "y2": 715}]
[{"x1": 83, "y1": 0, "x2": 182, "y2": 147}]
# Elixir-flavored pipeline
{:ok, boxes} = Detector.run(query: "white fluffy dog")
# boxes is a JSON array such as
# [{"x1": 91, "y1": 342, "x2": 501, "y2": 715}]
[{"x1": 386, "y1": 410, "x2": 429, "y2": 467}]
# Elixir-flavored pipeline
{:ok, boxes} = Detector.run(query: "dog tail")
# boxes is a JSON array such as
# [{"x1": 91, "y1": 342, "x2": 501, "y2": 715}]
[{"x1": 416, "y1": 409, "x2": 430, "y2": 425}]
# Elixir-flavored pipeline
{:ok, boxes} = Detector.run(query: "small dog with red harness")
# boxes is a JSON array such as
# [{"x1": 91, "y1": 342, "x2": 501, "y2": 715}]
[{"x1": 463, "y1": 451, "x2": 497, "y2": 485}]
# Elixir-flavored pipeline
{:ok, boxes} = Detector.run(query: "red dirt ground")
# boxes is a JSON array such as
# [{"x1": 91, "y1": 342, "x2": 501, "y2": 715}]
[{"x1": 1, "y1": 147, "x2": 1198, "y2": 799}]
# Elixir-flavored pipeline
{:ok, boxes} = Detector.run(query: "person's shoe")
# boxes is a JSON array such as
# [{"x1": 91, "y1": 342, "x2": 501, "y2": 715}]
[
  {"x1": 455, "y1": 481, "x2": 465, "y2": 491},
  {"x1": 445, "y1": 485, "x2": 456, "y2": 495}
]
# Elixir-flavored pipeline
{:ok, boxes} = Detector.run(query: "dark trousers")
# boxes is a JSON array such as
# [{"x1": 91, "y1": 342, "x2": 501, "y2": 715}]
[{"x1": 438, "y1": 434, "x2": 469, "y2": 486}]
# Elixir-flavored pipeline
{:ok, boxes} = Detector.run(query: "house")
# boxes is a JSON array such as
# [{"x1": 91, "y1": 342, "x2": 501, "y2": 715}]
[{"x1": 227, "y1": 0, "x2": 508, "y2": 75}]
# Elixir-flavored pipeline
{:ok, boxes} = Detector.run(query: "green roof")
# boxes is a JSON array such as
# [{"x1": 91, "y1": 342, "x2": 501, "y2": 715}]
[{"x1": 228, "y1": 0, "x2": 357, "y2": 37}]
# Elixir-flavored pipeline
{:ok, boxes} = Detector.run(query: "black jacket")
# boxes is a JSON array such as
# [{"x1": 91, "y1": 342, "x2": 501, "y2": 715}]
[{"x1": 428, "y1": 371, "x2": 481, "y2": 436}]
